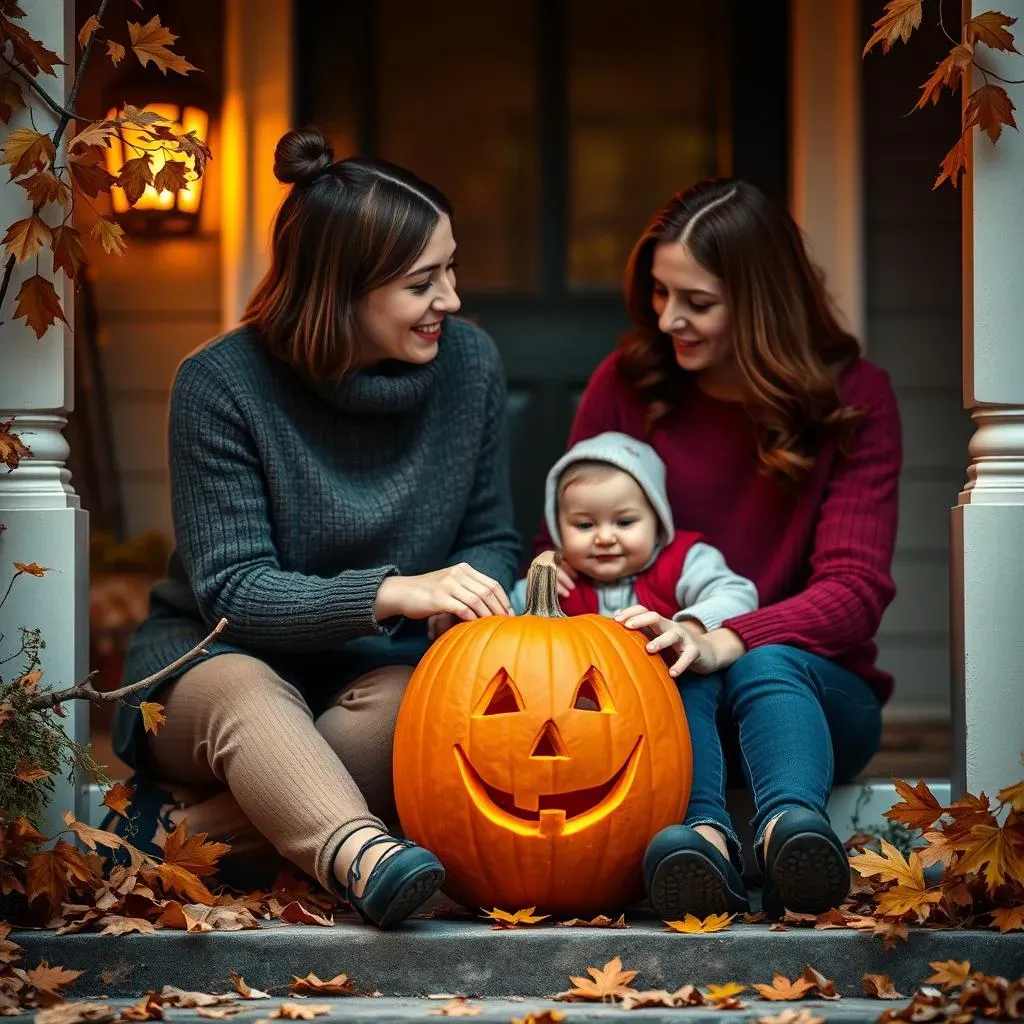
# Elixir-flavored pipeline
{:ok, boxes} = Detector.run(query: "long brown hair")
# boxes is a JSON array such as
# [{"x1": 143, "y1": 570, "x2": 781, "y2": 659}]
[
  {"x1": 620, "y1": 179, "x2": 862, "y2": 483},
  {"x1": 243, "y1": 127, "x2": 453, "y2": 381}
]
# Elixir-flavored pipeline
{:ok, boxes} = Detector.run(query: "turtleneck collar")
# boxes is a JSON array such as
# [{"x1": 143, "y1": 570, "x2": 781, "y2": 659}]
[{"x1": 309, "y1": 357, "x2": 439, "y2": 415}]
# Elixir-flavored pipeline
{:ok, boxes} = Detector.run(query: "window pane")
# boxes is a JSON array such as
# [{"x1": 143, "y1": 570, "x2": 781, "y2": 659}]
[
  {"x1": 567, "y1": 0, "x2": 731, "y2": 290},
  {"x1": 377, "y1": 0, "x2": 540, "y2": 293}
]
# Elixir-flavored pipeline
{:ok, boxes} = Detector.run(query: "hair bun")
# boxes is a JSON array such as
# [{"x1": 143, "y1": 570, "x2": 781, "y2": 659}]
[{"x1": 273, "y1": 127, "x2": 333, "y2": 185}]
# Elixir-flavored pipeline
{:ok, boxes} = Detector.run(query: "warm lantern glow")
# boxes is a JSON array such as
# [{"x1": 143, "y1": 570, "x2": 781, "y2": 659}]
[{"x1": 104, "y1": 103, "x2": 208, "y2": 223}]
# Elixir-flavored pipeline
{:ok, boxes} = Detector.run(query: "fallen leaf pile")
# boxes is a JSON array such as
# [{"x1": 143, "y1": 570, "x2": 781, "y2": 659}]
[
  {"x1": 0, "y1": 811, "x2": 345, "y2": 936},
  {"x1": 877, "y1": 961, "x2": 1024, "y2": 1023}
]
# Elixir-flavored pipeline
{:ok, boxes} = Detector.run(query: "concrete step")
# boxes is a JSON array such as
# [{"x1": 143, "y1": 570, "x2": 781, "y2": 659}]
[
  {"x1": 11, "y1": 918, "x2": 1022, "y2": 1000},
  {"x1": 1, "y1": 995, "x2": 935, "y2": 1024}
]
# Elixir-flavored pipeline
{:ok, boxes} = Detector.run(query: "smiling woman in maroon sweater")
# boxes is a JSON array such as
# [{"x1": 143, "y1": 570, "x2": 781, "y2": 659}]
[{"x1": 542, "y1": 179, "x2": 901, "y2": 921}]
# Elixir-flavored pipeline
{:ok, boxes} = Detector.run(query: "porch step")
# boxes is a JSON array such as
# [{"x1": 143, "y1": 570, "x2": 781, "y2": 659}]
[
  {"x1": 0, "y1": 995, "x2": 947, "y2": 1024},
  {"x1": 12, "y1": 918, "x2": 1022, "y2": 1000}
]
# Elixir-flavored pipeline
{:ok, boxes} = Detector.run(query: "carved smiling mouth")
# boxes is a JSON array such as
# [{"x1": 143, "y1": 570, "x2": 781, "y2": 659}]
[{"x1": 452, "y1": 738, "x2": 643, "y2": 837}]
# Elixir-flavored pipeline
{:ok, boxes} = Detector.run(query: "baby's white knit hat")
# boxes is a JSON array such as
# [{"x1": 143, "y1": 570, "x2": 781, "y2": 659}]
[{"x1": 544, "y1": 431, "x2": 675, "y2": 548}]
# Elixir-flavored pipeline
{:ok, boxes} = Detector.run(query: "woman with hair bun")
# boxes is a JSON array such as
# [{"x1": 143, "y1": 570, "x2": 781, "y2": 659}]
[
  {"x1": 541, "y1": 179, "x2": 901, "y2": 921},
  {"x1": 107, "y1": 127, "x2": 520, "y2": 928}
]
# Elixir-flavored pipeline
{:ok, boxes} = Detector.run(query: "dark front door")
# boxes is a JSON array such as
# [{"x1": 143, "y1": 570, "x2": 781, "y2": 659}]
[{"x1": 296, "y1": 0, "x2": 788, "y2": 550}]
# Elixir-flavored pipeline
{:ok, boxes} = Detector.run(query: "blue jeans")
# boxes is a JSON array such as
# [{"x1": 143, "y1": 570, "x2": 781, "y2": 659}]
[{"x1": 677, "y1": 644, "x2": 883, "y2": 871}]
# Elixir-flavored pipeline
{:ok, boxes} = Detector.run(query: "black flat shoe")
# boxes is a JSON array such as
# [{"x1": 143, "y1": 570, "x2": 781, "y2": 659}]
[
  {"x1": 643, "y1": 824, "x2": 750, "y2": 919},
  {"x1": 344, "y1": 833, "x2": 444, "y2": 929},
  {"x1": 761, "y1": 808, "x2": 850, "y2": 919}
]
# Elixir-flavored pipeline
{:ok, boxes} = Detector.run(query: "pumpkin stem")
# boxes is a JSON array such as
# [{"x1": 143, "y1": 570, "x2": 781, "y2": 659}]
[{"x1": 523, "y1": 550, "x2": 568, "y2": 618}]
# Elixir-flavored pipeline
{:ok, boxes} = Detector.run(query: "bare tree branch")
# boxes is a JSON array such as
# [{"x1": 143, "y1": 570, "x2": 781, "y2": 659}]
[
  {"x1": 0, "y1": 55, "x2": 82, "y2": 122},
  {"x1": 28, "y1": 618, "x2": 227, "y2": 711}
]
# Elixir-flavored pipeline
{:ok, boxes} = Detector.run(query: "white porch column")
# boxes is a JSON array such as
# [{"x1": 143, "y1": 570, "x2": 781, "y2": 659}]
[
  {"x1": 221, "y1": 0, "x2": 292, "y2": 328},
  {"x1": 0, "y1": 2, "x2": 90, "y2": 834},
  {"x1": 951, "y1": 0, "x2": 1024, "y2": 800},
  {"x1": 789, "y1": 0, "x2": 864, "y2": 338}
]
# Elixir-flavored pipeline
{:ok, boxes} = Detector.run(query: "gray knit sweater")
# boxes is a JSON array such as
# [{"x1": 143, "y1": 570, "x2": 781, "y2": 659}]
[{"x1": 112, "y1": 318, "x2": 521, "y2": 766}]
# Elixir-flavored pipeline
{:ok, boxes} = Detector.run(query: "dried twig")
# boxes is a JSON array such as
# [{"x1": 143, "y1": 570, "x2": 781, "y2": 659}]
[{"x1": 28, "y1": 617, "x2": 227, "y2": 711}]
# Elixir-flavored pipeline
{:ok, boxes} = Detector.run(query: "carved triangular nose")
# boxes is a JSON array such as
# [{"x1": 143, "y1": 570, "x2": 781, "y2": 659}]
[{"x1": 531, "y1": 720, "x2": 567, "y2": 758}]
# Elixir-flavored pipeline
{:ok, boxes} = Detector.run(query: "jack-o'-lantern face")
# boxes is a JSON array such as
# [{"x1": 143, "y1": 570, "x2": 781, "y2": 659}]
[
  {"x1": 454, "y1": 665, "x2": 644, "y2": 838},
  {"x1": 394, "y1": 555, "x2": 692, "y2": 914}
]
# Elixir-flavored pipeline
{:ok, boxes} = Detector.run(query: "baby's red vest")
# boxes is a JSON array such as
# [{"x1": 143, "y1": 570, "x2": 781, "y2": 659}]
[{"x1": 557, "y1": 530, "x2": 704, "y2": 618}]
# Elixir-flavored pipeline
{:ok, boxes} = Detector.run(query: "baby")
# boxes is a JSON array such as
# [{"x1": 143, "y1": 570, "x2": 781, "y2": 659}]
[{"x1": 511, "y1": 431, "x2": 758, "y2": 674}]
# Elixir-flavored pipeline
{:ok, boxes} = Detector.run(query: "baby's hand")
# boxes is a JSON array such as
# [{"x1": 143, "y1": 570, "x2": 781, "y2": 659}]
[
  {"x1": 614, "y1": 604, "x2": 720, "y2": 677},
  {"x1": 427, "y1": 613, "x2": 460, "y2": 641}
]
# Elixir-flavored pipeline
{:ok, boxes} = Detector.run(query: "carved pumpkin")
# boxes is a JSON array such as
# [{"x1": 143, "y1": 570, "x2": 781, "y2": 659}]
[{"x1": 393, "y1": 551, "x2": 692, "y2": 913}]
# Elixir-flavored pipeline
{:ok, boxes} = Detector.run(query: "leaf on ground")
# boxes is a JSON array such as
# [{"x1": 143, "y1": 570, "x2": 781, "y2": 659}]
[
  {"x1": 278, "y1": 900, "x2": 334, "y2": 927},
  {"x1": 964, "y1": 11, "x2": 1018, "y2": 52},
  {"x1": 128, "y1": 16, "x2": 199, "y2": 75},
  {"x1": 873, "y1": 919, "x2": 909, "y2": 949},
  {"x1": 800, "y1": 966, "x2": 838, "y2": 1000},
  {"x1": 863, "y1": 0, "x2": 923, "y2": 55},
  {"x1": 555, "y1": 957, "x2": 638, "y2": 1002},
  {"x1": 752, "y1": 975, "x2": 814, "y2": 1002},
  {"x1": 35, "y1": 1003, "x2": 115, "y2": 1024},
  {"x1": 664, "y1": 912, "x2": 734, "y2": 934},
  {"x1": 428, "y1": 997, "x2": 481, "y2": 1017},
  {"x1": 63, "y1": 812, "x2": 133, "y2": 854},
  {"x1": 621, "y1": 987, "x2": 705, "y2": 1010},
  {"x1": 876, "y1": 883, "x2": 943, "y2": 919},
  {"x1": 705, "y1": 982, "x2": 747, "y2": 1004},
  {"x1": 557, "y1": 914, "x2": 627, "y2": 928},
  {"x1": 25, "y1": 962, "x2": 83, "y2": 996},
  {"x1": 753, "y1": 1010, "x2": 825, "y2": 1024},
  {"x1": 510, "y1": 1012, "x2": 566, "y2": 1024},
  {"x1": 228, "y1": 973, "x2": 271, "y2": 1000},
  {"x1": 0, "y1": 127, "x2": 56, "y2": 178},
  {"x1": 269, "y1": 1003, "x2": 331, "y2": 1020},
  {"x1": 482, "y1": 906, "x2": 549, "y2": 928},
  {"x1": 989, "y1": 906, "x2": 1024, "y2": 932},
  {"x1": 140, "y1": 702, "x2": 167, "y2": 734},
  {"x1": 120, "y1": 993, "x2": 165, "y2": 1021},
  {"x1": 13, "y1": 273, "x2": 67, "y2": 339},
  {"x1": 287, "y1": 974, "x2": 356, "y2": 996},
  {"x1": 161, "y1": 820, "x2": 231, "y2": 877},
  {"x1": 154, "y1": 862, "x2": 215, "y2": 905},
  {"x1": 196, "y1": 1010, "x2": 240, "y2": 1019},
  {"x1": 924, "y1": 961, "x2": 972, "y2": 990},
  {"x1": 13, "y1": 756, "x2": 51, "y2": 782},
  {"x1": 813, "y1": 909, "x2": 849, "y2": 930},
  {"x1": 159, "y1": 987, "x2": 236, "y2": 1009},
  {"x1": 97, "y1": 915, "x2": 156, "y2": 937},
  {"x1": 863, "y1": 973, "x2": 903, "y2": 999},
  {"x1": 101, "y1": 782, "x2": 136, "y2": 816}
]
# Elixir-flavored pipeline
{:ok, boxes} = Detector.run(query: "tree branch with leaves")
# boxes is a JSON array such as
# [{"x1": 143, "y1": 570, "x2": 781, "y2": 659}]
[
  {"x1": 863, "y1": 1, "x2": 1021, "y2": 188},
  {"x1": 0, "y1": 0, "x2": 210, "y2": 337}
]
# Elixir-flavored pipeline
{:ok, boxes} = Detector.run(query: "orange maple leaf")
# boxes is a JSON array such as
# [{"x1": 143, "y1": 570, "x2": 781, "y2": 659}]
[
  {"x1": 128, "y1": 16, "x2": 199, "y2": 75},
  {"x1": 753, "y1": 975, "x2": 814, "y2": 1001},
  {"x1": 106, "y1": 39, "x2": 126, "y2": 66},
  {"x1": 161, "y1": 820, "x2": 231, "y2": 877},
  {"x1": 964, "y1": 83, "x2": 1018, "y2": 145},
  {"x1": 13, "y1": 274, "x2": 67, "y2": 339},
  {"x1": 2, "y1": 215, "x2": 52, "y2": 264},
  {"x1": 989, "y1": 906, "x2": 1024, "y2": 932},
  {"x1": 950, "y1": 817, "x2": 1024, "y2": 893},
  {"x1": 154, "y1": 862, "x2": 215, "y2": 905},
  {"x1": 140, "y1": 701, "x2": 166, "y2": 734},
  {"x1": 916, "y1": 45, "x2": 976, "y2": 110},
  {"x1": 228, "y1": 972, "x2": 271, "y2": 999},
  {"x1": 863, "y1": 0, "x2": 923, "y2": 56},
  {"x1": 13, "y1": 757, "x2": 50, "y2": 783},
  {"x1": 556, "y1": 957, "x2": 638, "y2": 1002},
  {"x1": 77, "y1": 14, "x2": 101, "y2": 48},
  {"x1": 0, "y1": 419, "x2": 33, "y2": 470},
  {"x1": 875, "y1": 883, "x2": 942, "y2": 919},
  {"x1": 25, "y1": 961, "x2": 82, "y2": 996},
  {"x1": 153, "y1": 158, "x2": 190, "y2": 196},
  {"x1": 25, "y1": 841, "x2": 91, "y2": 908},
  {"x1": 288, "y1": 973, "x2": 357, "y2": 996},
  {"x1": 117, "y1": 154, "x2": 153, "y2": 205},
  {"x1": 482, "y1": 906, "x2": 549, "y2": 928},
  {"x1": 14, "y1": 561, "x2": 54, "y2": 577},
  {"x1": 705, "y1": 982, "x2": 747, "y2": 1004},
  {"x1": 90, "y1": 217, "x2": 127, "y2": 256},
  {"x1": 101, "y1": 781, "x2": 135, "y2": 816},
  {"x1": 0, "y1": 127, "x2": 56, "y2": 178},
  {"x1": 51, "y1": 225, "x2": 86, "y2": 282},
  {"x1": 884, "y1": 777, "x2": 947, "y2": 830},
  {"x1": 18, "y1": 170, "x2": 71, "y2": 208},
  {"x1": 850, "y1": 838, "x2": 925, "y2": 887},
  {"x1": 863, "y1": 973, "x2": 903, "y2": 999},
  {"x1": 997, "y1": 777, "x2": 1024, "y2": 814},
  {"x1": 964, "y1": 11, "x2": 1018, "y2": 52},
  {"x1": 924, "y1": 960, "x2": 972, "y2": 990},
  {"x1": 664, "y1": 912, "x2": 735, "y2": 933}
]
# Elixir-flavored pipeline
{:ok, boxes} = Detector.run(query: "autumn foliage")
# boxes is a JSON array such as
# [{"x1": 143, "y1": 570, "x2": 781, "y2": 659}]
[
  {"x1": 863, "y1": 1, "x2": 1020, "y2": 188},
  {"x1": 0, "y1": 1, "x2": 211, "y2": 338}
]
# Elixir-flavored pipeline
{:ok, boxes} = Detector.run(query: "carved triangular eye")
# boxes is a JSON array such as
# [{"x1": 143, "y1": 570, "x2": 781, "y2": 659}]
[
  {"x1": 475, "y1": 668, "x2": 523, "y2": 716},
  {"x1": 572, "y1": 666, "x2": 613, "y2": 712}
]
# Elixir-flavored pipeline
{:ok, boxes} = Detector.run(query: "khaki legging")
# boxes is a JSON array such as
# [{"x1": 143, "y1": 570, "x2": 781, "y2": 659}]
[{"x1": 139, "y1": 652, "x2": 412, "y2": 892}]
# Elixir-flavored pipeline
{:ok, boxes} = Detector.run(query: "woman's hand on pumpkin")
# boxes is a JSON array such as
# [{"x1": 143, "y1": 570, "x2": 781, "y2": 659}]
[
  {"x1": 374, "y1": 564, "x2": 512, "y2": 623},
  {"x1": 614, "y1": 605, "x2": 721, "y2": 676}
]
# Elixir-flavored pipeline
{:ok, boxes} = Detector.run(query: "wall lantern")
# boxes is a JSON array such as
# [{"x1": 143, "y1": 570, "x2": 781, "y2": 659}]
[{"x1": 103, "y1": 100, "x2": 210, "y2": 237}]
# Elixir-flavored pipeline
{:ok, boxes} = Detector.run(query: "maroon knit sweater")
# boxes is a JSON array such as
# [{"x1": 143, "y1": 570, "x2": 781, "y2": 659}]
[{"x1": 541, "y1": 352, "x2": 902, "y2": 703}]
